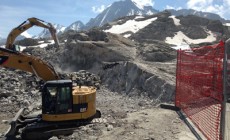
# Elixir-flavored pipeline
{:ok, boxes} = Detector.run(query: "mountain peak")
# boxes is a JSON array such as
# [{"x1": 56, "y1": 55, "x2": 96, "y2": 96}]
[
  {"x1": 85, "y1": 0, "x2": 158, "y2": 29},
  {"x1": 130, "y1": 0, "x2": 154, "y2": 10},
  {"x1": 21, "y1": 31, "x2": 32, "y2": 38},
  {"x1": 35, "y1": 24, "x2": 66, "y2": 39},
  {"x1": 65, "y1": 21, "x2": 85, "y2": 31}
]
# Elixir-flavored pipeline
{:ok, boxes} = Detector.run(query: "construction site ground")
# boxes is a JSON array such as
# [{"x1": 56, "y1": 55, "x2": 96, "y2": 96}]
[{"x1": 0, "y1": 86, "x2": 197, "y2": 140}]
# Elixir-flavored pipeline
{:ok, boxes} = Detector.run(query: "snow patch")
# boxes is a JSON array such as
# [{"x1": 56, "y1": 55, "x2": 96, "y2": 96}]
[
  {"x1": 38, "y1": 41, "x2": 44, "y2": 44},
  {"x1": 171, "y1": 44, "x2": 191, "y2": 50},
  {"x1": 38, "y1": 40, "x2": 54, "y2": 48},
  {"x1": 19, "y1": 40, "x2": 55, "y2": 51},
  {"x1": 165, "y1": 31, "x2": 216, "y2": 46},
  {"x1": 223, "y1": 23, "x2": 230, "y2": 26},
  {"x1": 134, "y1": 16, "x2": 144, "y2": 19},
  {"x1": 169, "y1": 16, "x2": 181, "y2": 26},
  {"x1": 123, "y1": 34, "x2": 131, "y2": 38},
  {"x1": 20, "y1": 46, "x2": 27, "y2": 51},
  {"x1": 21, "y1": 31, "x2": 32, "y2": 38},
  {"x1": 105, "y1": 17, "x2": 157, "y2": 34},
  {"x1": 128, "y1": 9, "x2": 135, "y2": 16},
  {"x1": 146, "y1": 10, "x2": 154, "y2": 15}
]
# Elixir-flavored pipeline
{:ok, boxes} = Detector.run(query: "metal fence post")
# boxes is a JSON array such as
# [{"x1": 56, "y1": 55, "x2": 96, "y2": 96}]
[{"x1": 221, "y1": 40, "x2": 229, "y2": 140}]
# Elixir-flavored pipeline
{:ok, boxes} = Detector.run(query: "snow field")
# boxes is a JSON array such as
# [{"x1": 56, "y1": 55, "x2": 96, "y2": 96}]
[{"x1": 105, "y1": 17, "x2": 157, "y2": 37}]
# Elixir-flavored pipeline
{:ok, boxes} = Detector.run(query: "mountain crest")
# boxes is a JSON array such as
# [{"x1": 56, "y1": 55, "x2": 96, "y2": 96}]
[
  {"x1": 65, "y1": 21, "x2": 85, "y2": 32},
  {"x1": 85, "y1": 0, "x2": 158, "y2": 29},
  {"x1": 35, "y1": 24, "x2": 66, "y2": 38}
]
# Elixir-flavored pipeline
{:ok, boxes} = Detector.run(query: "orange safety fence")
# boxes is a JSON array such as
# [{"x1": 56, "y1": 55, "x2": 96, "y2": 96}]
[{"x1": 175, "y1": 41, "x2": 225, "y2": 140}]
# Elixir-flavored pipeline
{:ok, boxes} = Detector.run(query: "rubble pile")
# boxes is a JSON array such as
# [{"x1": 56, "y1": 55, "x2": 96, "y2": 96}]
[
  {"x1": 0, "y1": 68, "x2": 40, "y2": 116},
  {"x1": 0, "y1": 67, "x2": 101, "y2": 116},
  {"x1": 60, "y1": 70, "x2": 101, "y2": 89}
]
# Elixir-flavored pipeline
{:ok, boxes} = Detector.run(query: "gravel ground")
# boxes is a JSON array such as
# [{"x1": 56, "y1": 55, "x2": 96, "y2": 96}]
[{"x1": 0, "y1": 85, "x2": 197, "y2": 140}]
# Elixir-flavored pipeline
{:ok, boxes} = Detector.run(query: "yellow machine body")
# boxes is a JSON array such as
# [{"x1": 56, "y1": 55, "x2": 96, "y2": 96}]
[{"x1": 42, "y1": 86, "x2": 97, "y2": 121}]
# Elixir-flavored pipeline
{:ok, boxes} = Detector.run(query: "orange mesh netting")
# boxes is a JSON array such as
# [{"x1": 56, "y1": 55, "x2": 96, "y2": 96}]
[{"x1": 175, "y1": 41, "x2": 225, "y2": 140}]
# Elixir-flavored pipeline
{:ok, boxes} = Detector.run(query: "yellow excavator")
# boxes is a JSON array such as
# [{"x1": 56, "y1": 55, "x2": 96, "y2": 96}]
[{"x1": 1, "y1": 17, "x2": 101, "y2": 140}]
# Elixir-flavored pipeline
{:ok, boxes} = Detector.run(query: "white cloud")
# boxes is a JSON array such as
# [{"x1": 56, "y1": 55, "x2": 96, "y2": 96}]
[
  {"x1": 186, "y1": 0, "x2": 230, "y2": 19},
  {"x1": 92, "y1": 5, "x2": 106, "y2": 13},
  {"x1": 165, "y1": 5, "x2": 182, "y2": 10},
  {"x1": 131, "y1": 0, "x2": 154, "y2": 9},
  {"x1": 187, "y1": 0, "x2": 213, "y2": 9},
  {"x1": 224, "y1": 0, "x2": 230, "y2": 6}
]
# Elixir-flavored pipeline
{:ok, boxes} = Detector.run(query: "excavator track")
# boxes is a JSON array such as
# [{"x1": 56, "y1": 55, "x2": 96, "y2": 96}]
[{"x1": 5, "y1": 108, "x2": 101, "y2": 140}]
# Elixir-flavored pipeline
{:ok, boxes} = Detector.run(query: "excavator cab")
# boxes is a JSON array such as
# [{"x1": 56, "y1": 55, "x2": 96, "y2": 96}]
[{"x1": 42, "y1": 80, "x2": 73, "y2": 115}]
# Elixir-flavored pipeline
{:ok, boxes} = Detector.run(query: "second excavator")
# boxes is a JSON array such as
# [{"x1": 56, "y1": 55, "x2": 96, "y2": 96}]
[{"x1": 1, "y1": 17, "x2": 101, "y2": 140}]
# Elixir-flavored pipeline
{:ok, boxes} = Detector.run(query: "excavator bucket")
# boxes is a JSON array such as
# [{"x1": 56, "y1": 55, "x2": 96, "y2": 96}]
[{"x1": 5, "y1": 108, "x2": 25, "y2": 138}]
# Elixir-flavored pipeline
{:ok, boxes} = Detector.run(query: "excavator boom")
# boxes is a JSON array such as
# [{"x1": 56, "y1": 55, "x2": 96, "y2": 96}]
[
  {"x1": 6, "y1": 17, "x2": 59, "y2": 50},
  {"x1": 0, "y1": 47, "x2": 59, "y2": 81}
]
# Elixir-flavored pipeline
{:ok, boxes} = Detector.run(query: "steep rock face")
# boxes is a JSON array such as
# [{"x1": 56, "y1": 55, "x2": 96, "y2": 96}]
[
  {"x1": 59, "y1": 41, "x2": 131, "y2": 71},
  {"x1": 65, "y1": 21, "x2": 85, "y2": 32},
  {"x1": 100, "y1": 61, "x2": 175, "y2": 103},
  {"x1": 85, "y1": 0, "x2": 158, "y2": 29},
  {"x1": 137, "y1": 41, "x2": 177, "y2": 62}
]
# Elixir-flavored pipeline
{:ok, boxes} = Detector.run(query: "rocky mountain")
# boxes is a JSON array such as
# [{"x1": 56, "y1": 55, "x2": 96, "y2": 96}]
[
  {"x1": 85, "y1": 0, "x2": 158, "y2": 29},
  {"x1": 65, "y1": 21, "x2": 85, "y2": 32},
  {"x1": 34, "y1": 24, "x2": 66, "y2": 39},
  {"x1": 103, "y1": 11, "x2": 230, "y2": 46},
  {"x1": 168, "y1": 9, "x2": 230, "y2": 23}
]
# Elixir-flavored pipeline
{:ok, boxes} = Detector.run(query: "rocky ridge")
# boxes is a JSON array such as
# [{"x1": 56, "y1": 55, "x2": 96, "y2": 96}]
[{"x1": 103, "y1": 11, "x2": 230, "y2": 44}]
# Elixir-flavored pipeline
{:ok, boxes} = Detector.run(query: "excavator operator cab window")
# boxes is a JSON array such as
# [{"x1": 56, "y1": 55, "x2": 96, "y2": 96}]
[{"x1": 42, "y1": 80, "x2": 73, "y2": 115}]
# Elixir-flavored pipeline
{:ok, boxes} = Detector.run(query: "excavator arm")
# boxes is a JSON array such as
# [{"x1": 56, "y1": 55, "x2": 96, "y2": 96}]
[
  {"x1": 6, "y1": 17, "x2": 59, "y2": 50},
  {"x1": 2, "y1": 17, "x2": 60, "y2": 81},
  {"x1": 0, "y1": 47, "x2": 59, "y2": 81}
]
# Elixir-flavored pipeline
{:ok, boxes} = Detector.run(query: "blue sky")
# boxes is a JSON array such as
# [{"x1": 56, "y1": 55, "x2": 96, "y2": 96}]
[{"x1": 1, "y1": 0, "x2": 230, "y2": 38}]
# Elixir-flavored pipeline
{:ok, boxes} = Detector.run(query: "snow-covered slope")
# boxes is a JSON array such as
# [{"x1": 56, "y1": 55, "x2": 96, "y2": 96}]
[
  {"x1": 85, "y1": 0, "x2": 158, "y2": 29},
  {"x1": 165, "y1": 15, "x2": 217, "y2": 49},
  {"x1": 20, "y1": 40, "x2": 55, "y2": 51},
  {"x1": 224, "y1": 23, "x2": 230, "y2": 27},
  {"x1": 21, "y1": 31, "x2": 32, "y2": 38},
  {"x1": 105, "y1": 16, "x2": 157, "y2": 38},
  {"x1": 35, "y1": 24, "x2": 66, "y2": 39},
  {"x1": 102, "y1": 11, "x2": 228, "y2": 51},
  {"x1": 169, "y1": 16, "x2": 181, "y2": 26},
  {"x1": 65, "y1": 21, "x2": 85, "y2": 31},
  {"x1": 16, "y1": 31, "x2": 33, "y2": 40},
  {"x1": 165, "y1": 31, "x2": 216, "y2": 46}
]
